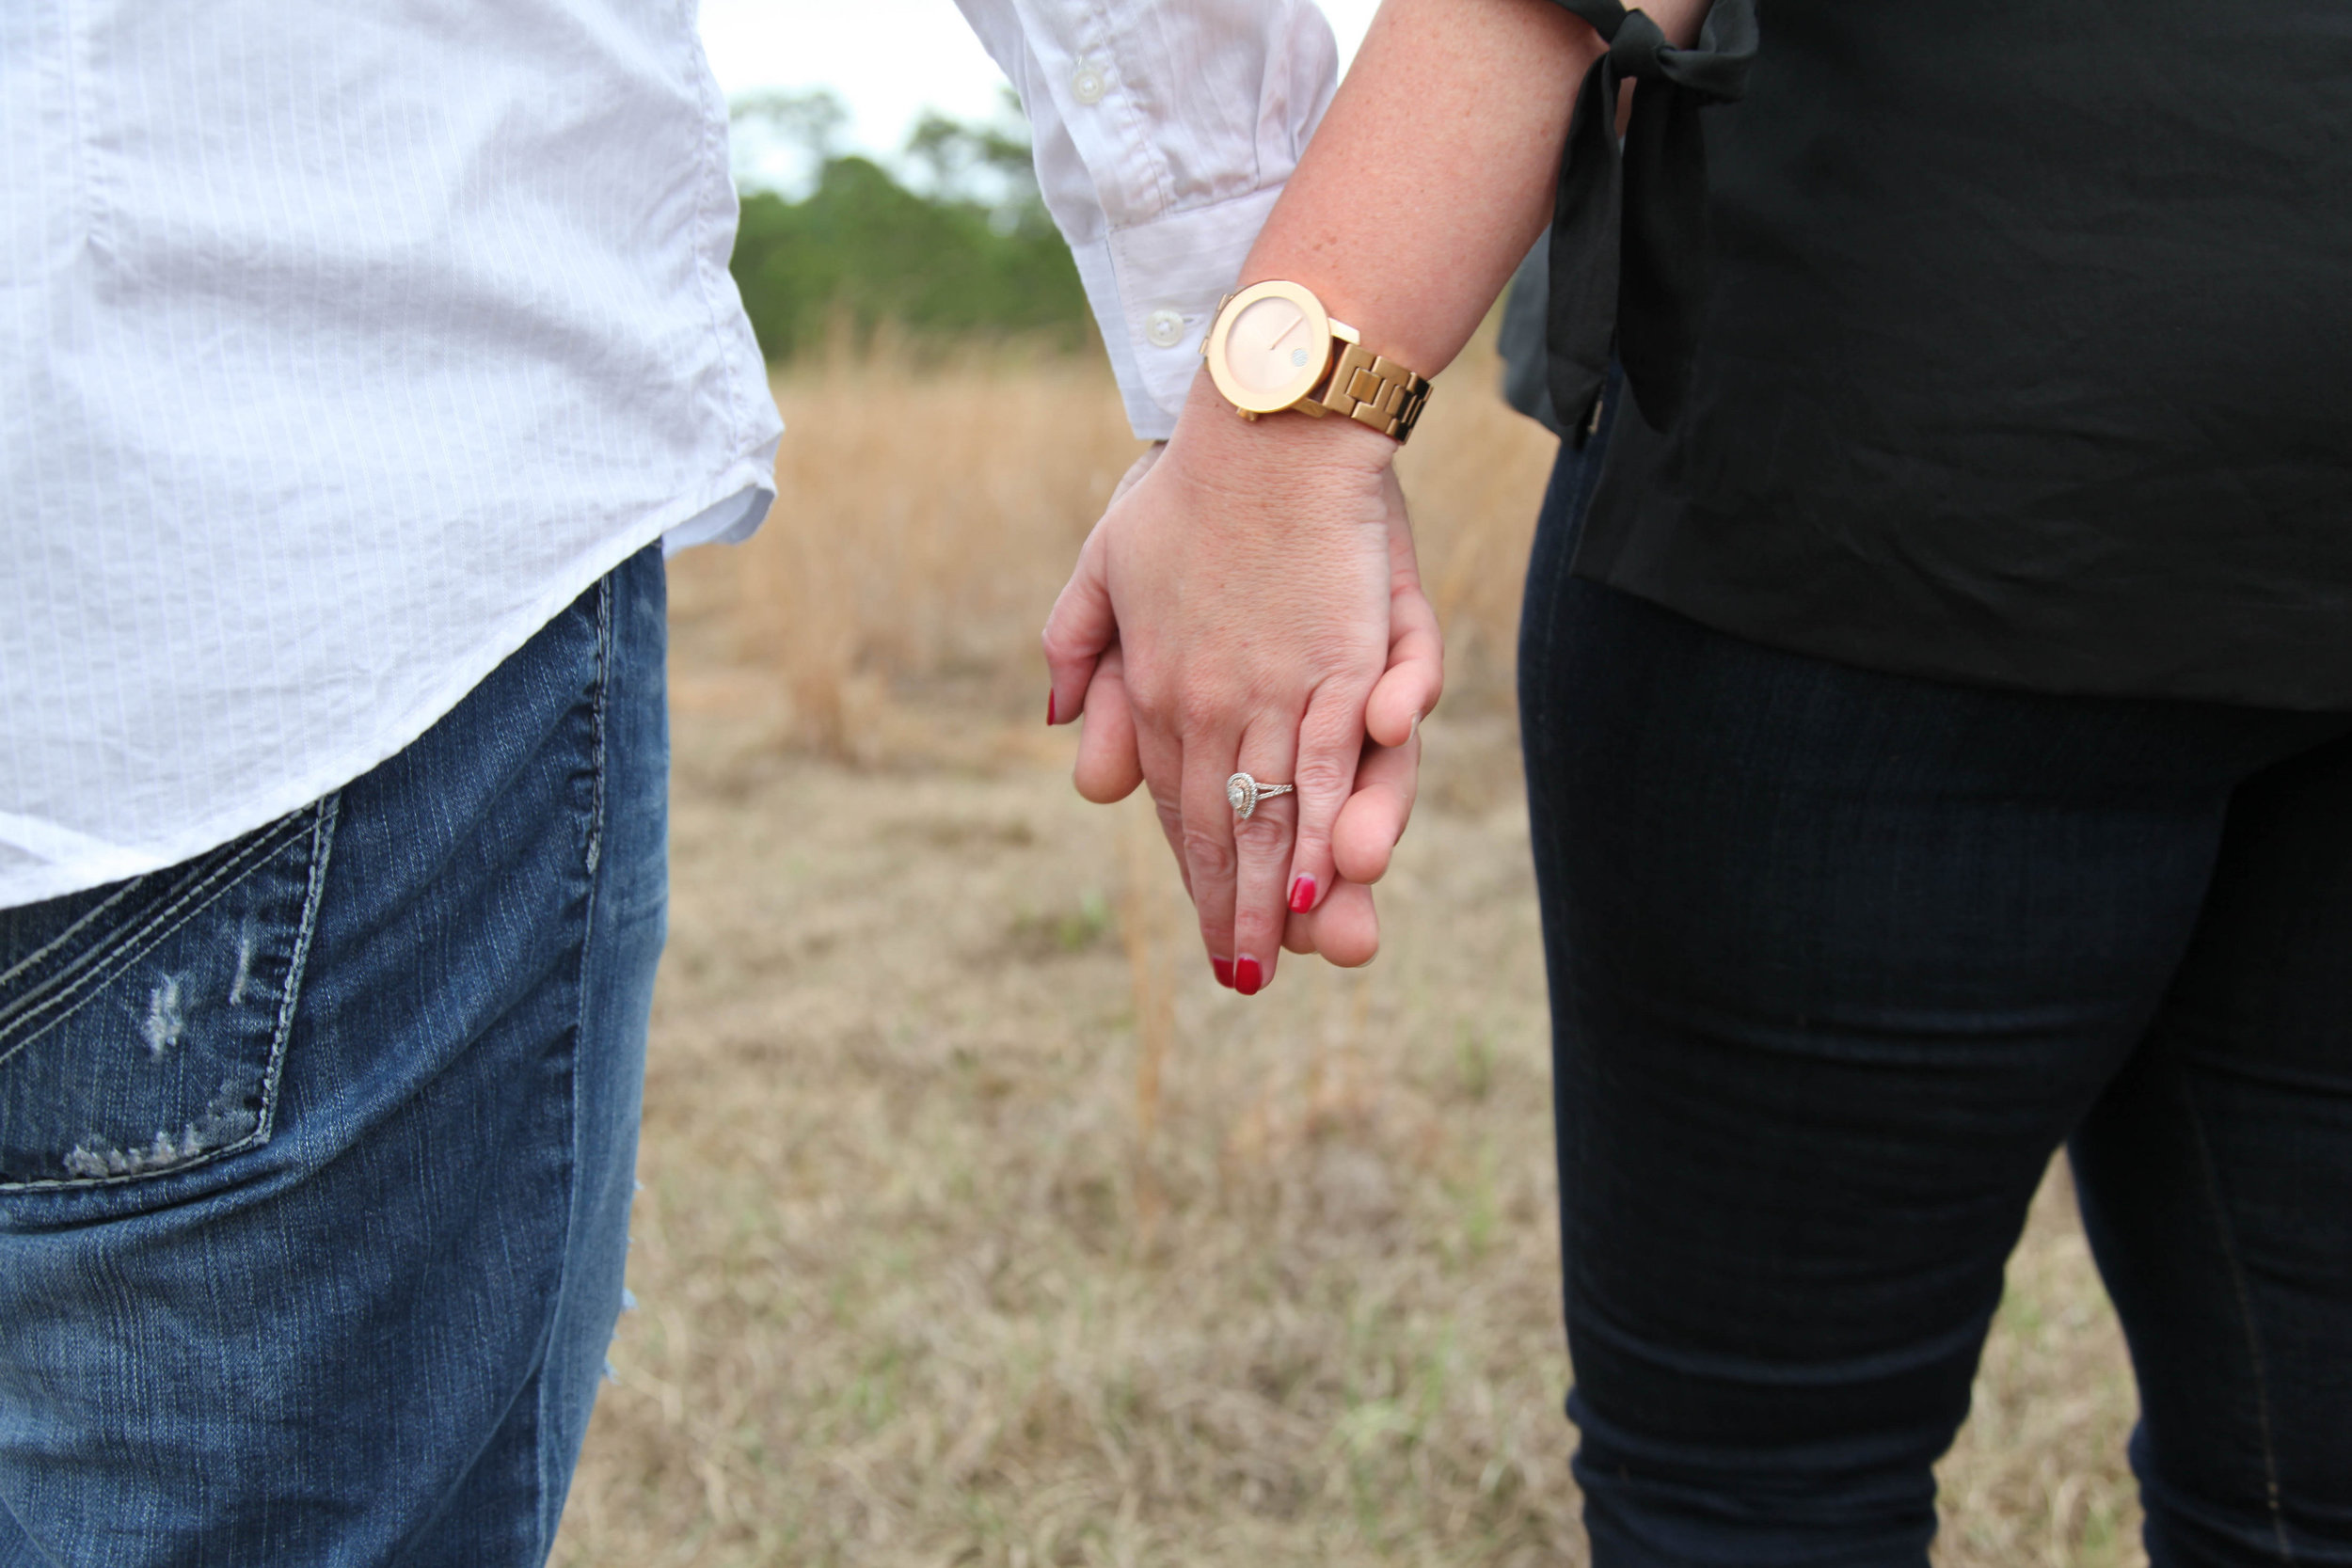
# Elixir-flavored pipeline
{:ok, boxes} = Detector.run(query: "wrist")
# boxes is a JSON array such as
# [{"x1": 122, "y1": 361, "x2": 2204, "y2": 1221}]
[{"x1": 1168, "y1": 367, "x2": 1398, "y2": 482}]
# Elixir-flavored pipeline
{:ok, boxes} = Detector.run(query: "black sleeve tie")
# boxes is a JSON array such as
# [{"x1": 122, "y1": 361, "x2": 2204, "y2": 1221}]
[{"x1": 1540, "y1": 0, "x2": 1757, "y2": 446}]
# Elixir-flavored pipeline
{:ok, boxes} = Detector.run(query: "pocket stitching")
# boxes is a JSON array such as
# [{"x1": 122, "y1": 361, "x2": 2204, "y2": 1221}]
[
  {"x1": 0, "y1": 879, "x2": 143, "y2": 990},
  {"x1": 250, "y1": 795, "x2": 337, "y2": 1151},
  {"x1": 0, "y1": 810, "x2": 317, "y2": 1069},
  {"x1": 0, "y1": 799, "x2": 339, "y2": 1192},
  {"x1": 0, "y1": 817, "x2": 304, "y2": 1043}
]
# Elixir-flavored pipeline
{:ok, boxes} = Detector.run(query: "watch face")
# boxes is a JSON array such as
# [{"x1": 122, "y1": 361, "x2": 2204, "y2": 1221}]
[
  {"x1": 1226, "y1": 295, "x2": 1317, "y2": 394},
  {"x1": 1207, "y1": 280, "x2": 1331, "y2": 413}
]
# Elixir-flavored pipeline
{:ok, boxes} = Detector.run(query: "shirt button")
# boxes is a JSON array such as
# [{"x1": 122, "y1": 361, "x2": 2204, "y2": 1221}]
[
  {"x1": 1071, "y1": 62, "x2": 1106, "y2": 104},
  {"x1": 1144, "y1": 309, "x2": 1185, "y2": 348}
]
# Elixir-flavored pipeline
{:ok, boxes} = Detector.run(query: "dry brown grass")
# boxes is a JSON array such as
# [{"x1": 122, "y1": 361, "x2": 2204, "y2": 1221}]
[{"x1": 549, "y1": 340, "x2": 2144, "y2": 1567}]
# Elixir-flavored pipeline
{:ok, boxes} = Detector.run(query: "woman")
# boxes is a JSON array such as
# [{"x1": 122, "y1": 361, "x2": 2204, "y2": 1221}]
[{"x1": 1046, "y1": 0, "x2": 2352, "y2": 1560}]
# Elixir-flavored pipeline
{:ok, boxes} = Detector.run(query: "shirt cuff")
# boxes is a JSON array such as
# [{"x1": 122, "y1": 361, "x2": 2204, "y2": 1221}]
[{"x1": 1071, "y1": 184, "x2": 1284, "y2": 440}]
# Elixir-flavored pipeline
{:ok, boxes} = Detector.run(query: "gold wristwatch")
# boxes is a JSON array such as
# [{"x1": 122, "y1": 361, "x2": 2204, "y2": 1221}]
[{"x1": 1200, "y1": 280, "x2": 1432, "y2": 442}]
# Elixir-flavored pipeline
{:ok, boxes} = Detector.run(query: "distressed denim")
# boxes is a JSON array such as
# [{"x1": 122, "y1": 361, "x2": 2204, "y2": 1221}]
[
  {"x1": 1519, "y1": 446, "x2": 2352, "y2": 1567},
  {"x1": 0, "y1": 546, "x2": 667, "y2": 1565}
]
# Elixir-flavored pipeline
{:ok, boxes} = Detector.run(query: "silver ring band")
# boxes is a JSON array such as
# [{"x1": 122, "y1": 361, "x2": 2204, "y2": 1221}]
[{"x1": 1226, "y1": 772, "x2": 1295, "y2": 820}]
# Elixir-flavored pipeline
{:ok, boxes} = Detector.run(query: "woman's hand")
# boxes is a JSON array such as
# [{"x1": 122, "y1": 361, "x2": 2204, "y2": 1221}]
[
  {"x1": 1071, "y1": 638, "x2": 1429, "y2": 974},
  {"x1": 1044, "y1": 377, "x2": 1441, "y2": 992}
]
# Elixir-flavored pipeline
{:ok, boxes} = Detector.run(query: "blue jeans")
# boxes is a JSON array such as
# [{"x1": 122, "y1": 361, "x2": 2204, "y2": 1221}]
[
  {"x1": 1519, "y1": 450, "x2": 2352, "y2": 1566},
  {"x1": 0, "y1": 546, "x2": 667, "y2": 1564}
]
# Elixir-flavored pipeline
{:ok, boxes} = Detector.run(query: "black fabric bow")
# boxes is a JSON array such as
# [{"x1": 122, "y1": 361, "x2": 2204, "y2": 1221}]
[{"x1": 1542, "y1": 0, "x2": 1756, "y2": 445}]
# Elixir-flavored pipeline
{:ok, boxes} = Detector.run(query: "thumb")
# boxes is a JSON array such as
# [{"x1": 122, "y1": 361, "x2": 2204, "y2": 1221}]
[
  {"x1": 1071, "y1": 643, "x2": 1145, "y2": 803},
  {"x1": 1367, "y1": 473, "x2": 1443, "y2": 750},
  {"x1": 1366, "y1": 573, "x2": 1442, "y2": 750},
  {"x1": 1041, "y1": 521, "x2": 1117, "y2": 727},
  {"x1": 1281, "y1": 876, "x2": 1380, "y2": 968}
]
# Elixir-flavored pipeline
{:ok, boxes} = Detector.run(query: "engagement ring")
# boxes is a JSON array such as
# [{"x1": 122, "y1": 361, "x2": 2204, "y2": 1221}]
[{"x1": 1226, "y1": 772, "x2": 1295, "y2": 820}]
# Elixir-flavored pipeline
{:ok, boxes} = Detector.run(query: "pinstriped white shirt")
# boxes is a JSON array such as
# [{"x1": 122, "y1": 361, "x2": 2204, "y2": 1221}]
[
  {"x1": 0, "y1": 0, "x2": 1330, "y2": 909},
  {"x1": 955, "y1": 0, "x2": 1337, "y2": 439}
]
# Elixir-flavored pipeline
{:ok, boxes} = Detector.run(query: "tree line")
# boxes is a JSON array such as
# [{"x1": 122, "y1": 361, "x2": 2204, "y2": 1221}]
[{"x1": 727, "y1": 90, "x2": 1092, "y2": 361}]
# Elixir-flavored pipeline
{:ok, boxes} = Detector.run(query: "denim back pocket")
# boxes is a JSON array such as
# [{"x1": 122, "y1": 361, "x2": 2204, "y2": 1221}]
[{"x1": 0, "y1": 800, "x2": 336, "y2": 1191}]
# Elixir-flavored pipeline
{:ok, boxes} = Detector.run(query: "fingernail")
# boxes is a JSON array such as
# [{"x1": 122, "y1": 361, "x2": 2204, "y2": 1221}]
[
  {"x1": 1289, "y1": 875, "x2": 1316, "y2": 913},
  {"x1": 1234, "y1": 956, "x2": 1263, "y2": 996},
  {"x1": 1211, "y1": 956, "x2": 1234, "y2": 989},
  {"x1": 1047, "y1": 689, "x2": 1057, "y2": 726}
]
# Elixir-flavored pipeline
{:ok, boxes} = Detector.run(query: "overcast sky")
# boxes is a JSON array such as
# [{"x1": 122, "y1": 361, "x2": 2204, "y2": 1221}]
[{"x1": 699, "y1": 0, "x2": 1381, "y2": 173}]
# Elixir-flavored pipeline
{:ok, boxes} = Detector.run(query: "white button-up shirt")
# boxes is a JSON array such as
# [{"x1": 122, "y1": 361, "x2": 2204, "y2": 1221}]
[
  {"x1": 956, "y1": 0, "x2": 1336, "y2": 437},
  {"x1": 0, "y1": 0, "x2": 1333, "y2": 909}
]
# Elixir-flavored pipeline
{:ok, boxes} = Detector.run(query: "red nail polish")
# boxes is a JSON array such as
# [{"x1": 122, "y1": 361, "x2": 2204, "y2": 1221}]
[
  {"x1": 1047, "y1": 689, "x2": 1057, "y2": 726},
  {"x1": 1234, "y1": 956, "x2": 1263, "y2": 996},
  {"x1": 1289, "y1": 875, "x2": 1316, "y2": 913},
  {"x1": 1211, "y1": 957, "x2": 1234, "y2": 989}
]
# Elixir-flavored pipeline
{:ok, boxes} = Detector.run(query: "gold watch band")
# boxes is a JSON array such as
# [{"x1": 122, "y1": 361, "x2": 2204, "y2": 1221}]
[
  {"x1": 1311, "y1": 341, "x2": 1432, "y2": 442},
  {"x1": 1200, "y1": 283, "x2": 1436, "y2": 441}
]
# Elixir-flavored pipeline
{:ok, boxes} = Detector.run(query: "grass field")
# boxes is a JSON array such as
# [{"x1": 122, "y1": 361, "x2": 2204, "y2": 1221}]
[{"x1": 548, "y1": 341, "x2": 2147, "y2": 1567}]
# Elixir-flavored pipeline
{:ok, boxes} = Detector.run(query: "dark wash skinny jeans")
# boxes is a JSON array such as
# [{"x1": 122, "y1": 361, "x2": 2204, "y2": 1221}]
[{"x1": 1519, "y1": 434, "x2": 2352, "y2": 1567}]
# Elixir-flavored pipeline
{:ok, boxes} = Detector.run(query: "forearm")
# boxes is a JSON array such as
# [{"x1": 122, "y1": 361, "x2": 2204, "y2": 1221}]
[
  {"x1": 1067, "y1": 0, "x2": 1708, "y2": 974},
  {"x1": 1238, "y1": 0, "x2": 1708, "y2": 389}
]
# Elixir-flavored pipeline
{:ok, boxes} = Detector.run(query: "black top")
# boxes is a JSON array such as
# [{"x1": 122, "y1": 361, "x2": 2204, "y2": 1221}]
[{"x1": 1550, "y1": 0, "x2": 2352, "y2": 709}]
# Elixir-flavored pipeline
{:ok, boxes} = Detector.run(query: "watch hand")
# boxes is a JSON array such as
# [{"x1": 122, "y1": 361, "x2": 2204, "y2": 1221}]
[{"x1": 1271, "y1": 317, "x2": 1308, "y2": 349}]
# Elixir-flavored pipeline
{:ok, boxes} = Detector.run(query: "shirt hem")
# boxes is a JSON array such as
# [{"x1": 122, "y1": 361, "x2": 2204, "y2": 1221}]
[
  {"x1": 0, "y1": 451, "x2": 779, "y2": 911},
  {"x1": 1573, "y1": 557, "x2": 2352, "y2": 716}
]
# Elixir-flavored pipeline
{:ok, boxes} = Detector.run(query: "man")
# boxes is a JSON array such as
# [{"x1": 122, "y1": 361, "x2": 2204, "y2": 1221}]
[{"x1": 0, "y1": 1, "x2": 1375, "y2": 1558}]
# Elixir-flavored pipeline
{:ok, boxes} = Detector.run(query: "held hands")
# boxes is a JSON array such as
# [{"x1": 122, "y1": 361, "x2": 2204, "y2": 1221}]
[{"x1": 1042, "y1": 377, "x2": 1441, "y2": 991}]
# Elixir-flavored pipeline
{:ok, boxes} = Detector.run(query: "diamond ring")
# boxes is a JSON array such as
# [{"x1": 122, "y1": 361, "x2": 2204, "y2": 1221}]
[{"x1": 1226, "y1": 772, "x2": 1295, "y2": 821}]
